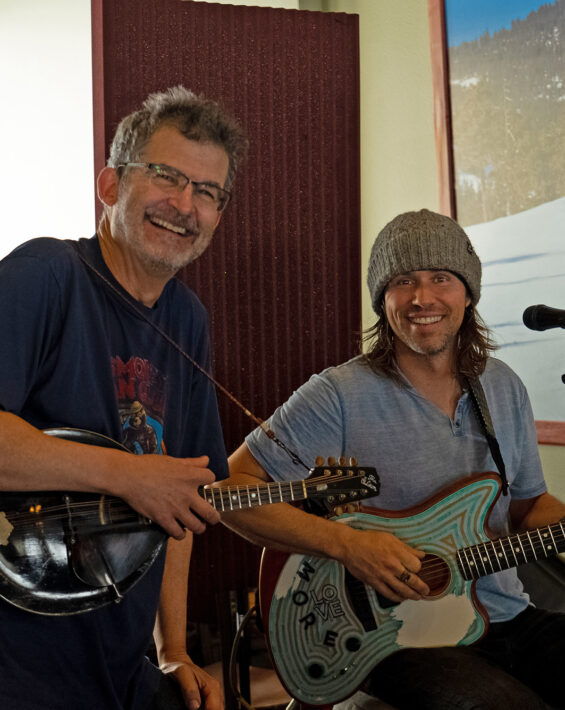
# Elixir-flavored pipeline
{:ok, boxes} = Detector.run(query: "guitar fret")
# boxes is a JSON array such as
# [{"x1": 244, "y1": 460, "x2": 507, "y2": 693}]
[
  {"x1": 211, "y1": 488, "x2": 220, "y2": 510},
  {"x1": 478, "y1": 542, "x2": 494, "y2": 574},
  {"x1": 548, "y1": 525, "x2": 558, "y2": 553},
  {"x1": 525, "y1": 530, "x2": 538, "y2": 560},
  {"x1": 505, "y1": 535, "x2": 520, "y2": 566},
  {"x1": 474, "y1": 544, "x2": 489, "y2": 576},
  {"x1": 516, "y1": 534, "x2": 527, "y2": 563},
  {"x1": 277, "y1": 481, "x2": 283, "y2": 503},
  {"x1": 490, "y1": 540, "x2": 503, "y2": 571},
  {"x1": 496, "y1": 538, "x2": 510, "y2": 570},
  {"x1": 555, "y1": 521, "x2": 565, "y2": 556},
  {"x1": 536, "y1": 528, "x2": 548, "y2": 557},
  {"x1": 458, "y1": 547, "x2": 476, "y2": 580}
]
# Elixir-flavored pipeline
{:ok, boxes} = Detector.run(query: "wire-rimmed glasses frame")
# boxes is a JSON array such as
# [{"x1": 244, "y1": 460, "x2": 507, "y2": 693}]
[{"x1": 118, "y1": 162, "x2": 231, "y2": 211}]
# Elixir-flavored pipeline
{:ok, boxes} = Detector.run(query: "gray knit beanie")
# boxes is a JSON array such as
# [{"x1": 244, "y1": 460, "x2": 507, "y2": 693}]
[{"x1": 367, "y1": 209, "x2": 482, "y2": 312}]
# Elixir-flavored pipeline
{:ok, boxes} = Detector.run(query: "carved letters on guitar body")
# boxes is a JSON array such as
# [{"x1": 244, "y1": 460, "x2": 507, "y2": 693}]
[
  {"x1": 259, "y1": 474, "x2": 565, "y2": 706},
  {"x1": 0, "y1": 428, "x2": 378, "y2": 616}
]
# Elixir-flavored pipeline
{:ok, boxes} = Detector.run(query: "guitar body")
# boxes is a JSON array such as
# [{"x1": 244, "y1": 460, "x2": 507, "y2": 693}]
[
  {"x1": 0, "y1": 428, "x2": 166, "y2": 615},
  {"x1": 259, "y1": 475, "x2": 501, "y2": 706}
]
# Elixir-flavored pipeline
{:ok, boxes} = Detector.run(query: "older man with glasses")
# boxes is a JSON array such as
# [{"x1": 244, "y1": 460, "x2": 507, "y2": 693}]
[{"x1": 0, "y1": 87, "x2": 247, "y2": 710}]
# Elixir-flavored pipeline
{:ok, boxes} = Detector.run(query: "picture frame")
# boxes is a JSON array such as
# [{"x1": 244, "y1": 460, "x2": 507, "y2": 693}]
[{"x1": 427, "y1": 0, "x2": 565, "y2": 444}]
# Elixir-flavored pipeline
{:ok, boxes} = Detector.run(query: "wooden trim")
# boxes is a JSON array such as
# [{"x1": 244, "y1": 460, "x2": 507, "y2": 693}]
[
  {"x1": 427, "y1": 0, "x2": 456, "y2": 218},
  {"x1": 536, "y1": 421, "x2": 565, "y2": 446}
]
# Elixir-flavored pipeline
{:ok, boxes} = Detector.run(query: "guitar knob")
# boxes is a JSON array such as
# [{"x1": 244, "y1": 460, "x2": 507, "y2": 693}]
[
  {"x1": 307, "y1": 663, "x2": 324, "y2": 679},
  {"x1": 315, "y1": 456, "x2": 324, "y2": 466},
  {"x1": 349, "y1": 457, "x2": 358, "y2": 466}
]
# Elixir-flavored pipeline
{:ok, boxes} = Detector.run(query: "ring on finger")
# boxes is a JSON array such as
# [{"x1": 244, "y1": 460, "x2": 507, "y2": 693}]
[{"x1": 398, "y1": 570, "x2": 410, "y2": 584}]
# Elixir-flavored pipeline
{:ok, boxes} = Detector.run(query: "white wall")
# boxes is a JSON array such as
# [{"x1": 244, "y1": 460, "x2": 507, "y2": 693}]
[
  {"x1": 0, "y1": 0, "x2": 94, "y2": 258},
  {"x1": 318, "y1": 0, "x2": 439, "y2": 329}
]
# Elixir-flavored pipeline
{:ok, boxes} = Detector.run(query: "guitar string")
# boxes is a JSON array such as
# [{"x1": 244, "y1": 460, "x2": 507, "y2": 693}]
[
  {"x1": 12, "y1": 501, "x2": 565, "y2": 579},
  {"x1": 10, "y1": 471, "x2": 365, "y2": 526}
]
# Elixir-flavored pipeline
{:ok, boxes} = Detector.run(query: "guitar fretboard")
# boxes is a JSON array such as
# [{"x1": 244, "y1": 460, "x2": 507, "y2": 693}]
[
  {"x1": 202, "y1": 480, "x2": 307, "y2": 511},
  {"x1": 457, "y1": 520, "x2": 565, "y2": 580}
]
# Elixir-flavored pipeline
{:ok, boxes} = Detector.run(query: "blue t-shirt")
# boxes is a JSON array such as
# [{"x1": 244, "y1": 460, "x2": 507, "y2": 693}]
[
  {"x1": 0, "y1": 236, "x2": 228, "y2": 710},
  {"x1": 246, "y1": 355, "x2": 546, "y2": 623}
]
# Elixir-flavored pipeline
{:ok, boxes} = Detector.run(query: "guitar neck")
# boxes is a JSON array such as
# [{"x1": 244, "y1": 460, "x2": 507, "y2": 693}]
[
  {"x1": 201, "y1": 480, "x2": 309, "y2": 512},
  {"x1": 458, "y1": 520, "x2": 565, "y2": 580}
]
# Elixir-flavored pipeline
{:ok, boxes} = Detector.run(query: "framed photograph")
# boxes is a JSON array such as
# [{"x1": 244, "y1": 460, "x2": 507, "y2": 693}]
[{"x1": 429, "y1": 0, "x2": 565, "y2": 441}]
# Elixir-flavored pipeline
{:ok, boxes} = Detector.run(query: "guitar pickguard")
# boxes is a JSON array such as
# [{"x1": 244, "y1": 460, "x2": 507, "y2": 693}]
[{"x1": 264, "y1": 477, "x2": 499, "y2": 705}]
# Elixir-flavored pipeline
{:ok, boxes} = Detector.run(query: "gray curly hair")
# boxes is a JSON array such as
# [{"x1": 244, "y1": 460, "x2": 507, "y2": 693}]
[{"x1": 108, "y1": 86, "x2": 247, "y2": 189}]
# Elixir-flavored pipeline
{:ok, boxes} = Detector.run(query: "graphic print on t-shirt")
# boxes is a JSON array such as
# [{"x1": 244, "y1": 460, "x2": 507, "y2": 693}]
[{"x1": 112, "y1": 355, "x2": 167, "y2": 455}]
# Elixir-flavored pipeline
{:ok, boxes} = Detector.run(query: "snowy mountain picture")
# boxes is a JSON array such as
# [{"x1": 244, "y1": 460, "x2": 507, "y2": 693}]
[
  {"x1": 468, "y1": 198, "x2": 565, "y2": 421},
  {"x1": 446, "y1": 0, "x2": 565, "y2": 420}
]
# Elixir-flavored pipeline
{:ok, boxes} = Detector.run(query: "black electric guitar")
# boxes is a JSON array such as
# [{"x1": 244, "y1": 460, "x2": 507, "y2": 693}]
[
  {"x1": 259, "y1": 473, "x2": 565, "y2": 706},
  {"x1": 0, "y1": 428, "x2": 378, "y2": 616}
]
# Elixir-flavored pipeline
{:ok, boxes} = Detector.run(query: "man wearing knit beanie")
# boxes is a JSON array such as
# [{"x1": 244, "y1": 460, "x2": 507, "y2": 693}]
[{"x1": 224, "y1": 209, "x2": 565, "y2": 709}]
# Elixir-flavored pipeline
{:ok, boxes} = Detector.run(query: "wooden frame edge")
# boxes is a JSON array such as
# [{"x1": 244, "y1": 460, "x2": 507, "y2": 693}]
[
  {"x1": 536, "y1": 421, "x2": 565, "y2": 446},
  {"x1": 427, "y1": 0, "x2": 456, "y2": 218}
]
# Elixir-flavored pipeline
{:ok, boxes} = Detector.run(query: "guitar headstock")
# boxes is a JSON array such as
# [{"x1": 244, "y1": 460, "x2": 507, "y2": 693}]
[{"x1": 302, "y1": 456, "x2": 379, "y2": 514}]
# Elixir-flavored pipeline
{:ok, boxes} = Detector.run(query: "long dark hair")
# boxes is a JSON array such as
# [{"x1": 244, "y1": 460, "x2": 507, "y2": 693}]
[{"x1": 362, "y1": 298, "x2": 497, "y2": 381}]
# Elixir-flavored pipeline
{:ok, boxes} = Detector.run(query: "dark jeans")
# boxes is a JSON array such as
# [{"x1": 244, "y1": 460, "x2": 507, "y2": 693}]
[
  {"x1": 365, "y1": 606, "x2": 565, "y2": 710},
  {"x1": 148, "y1": 672, "x2": 187, "y2": 710}
]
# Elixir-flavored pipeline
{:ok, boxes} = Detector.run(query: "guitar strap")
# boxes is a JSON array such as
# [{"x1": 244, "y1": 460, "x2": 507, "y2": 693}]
[{"x1": 466, "y1": 376, "x2": 509, "y2": 495}]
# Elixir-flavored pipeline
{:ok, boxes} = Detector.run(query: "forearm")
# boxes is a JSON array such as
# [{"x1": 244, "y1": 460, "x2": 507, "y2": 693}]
[
  {"x1": 222, "y1": 444, "x2": 355, "y2": 561},
  {"x1": 0, "y1": 412, "x2": 220, "y2": 538},
  {"x1": 154, "y1": 535, "x2": 192, "y2": 665},
  {"x1": 0, "y1": 411, "x2": 132, "y2": 494},
  {"x1": 511, "y1": 491, "x2": 565, "y2": 531},
  {"x1": 221, "y1": 484, "x2": 352, "y2": 560},
  {"x1": 224, "y1": 444, "x2": 429, "y2": 602}
]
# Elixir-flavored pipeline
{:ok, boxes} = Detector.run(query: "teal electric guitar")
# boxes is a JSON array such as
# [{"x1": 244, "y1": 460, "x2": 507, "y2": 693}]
[{"x1": 259, "y1": 473, "x2": 565, "y2": 706}]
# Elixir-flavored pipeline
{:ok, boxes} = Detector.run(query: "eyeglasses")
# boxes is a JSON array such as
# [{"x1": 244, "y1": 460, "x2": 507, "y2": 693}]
[{"x1": 119, "y1": 162, "x2": 231, "y2": 211}]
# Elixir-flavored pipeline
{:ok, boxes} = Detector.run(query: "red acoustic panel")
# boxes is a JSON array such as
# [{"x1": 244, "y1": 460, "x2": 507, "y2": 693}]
[{"x1": 92, "y1": 0, "x2": 360, "y2": 621}]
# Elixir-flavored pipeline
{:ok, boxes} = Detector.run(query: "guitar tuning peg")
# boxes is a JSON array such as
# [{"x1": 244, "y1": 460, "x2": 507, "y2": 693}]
[
  {"x1": 349, "y1": 457, "x2": 358, "y2": 466},
  {"x1": 327, "y1": 456, "x2": 336, "y2": 466},
  {"x1": 315, "y1": 456, "x2": 324, "y2": 466},
  {"x1": 338, "y1": 456, "x2": 347, "y2": 465}
]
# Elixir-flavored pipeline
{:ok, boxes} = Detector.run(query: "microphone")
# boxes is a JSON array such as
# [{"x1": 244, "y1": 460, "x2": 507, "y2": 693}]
[{"x1": 522, "y1": 305, "x2": 565, "y2": 331}]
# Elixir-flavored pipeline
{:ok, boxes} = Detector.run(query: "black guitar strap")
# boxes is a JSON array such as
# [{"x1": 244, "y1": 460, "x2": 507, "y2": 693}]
[{"x1": 466, "y1": 376, "x2": 509, "y2": 495}]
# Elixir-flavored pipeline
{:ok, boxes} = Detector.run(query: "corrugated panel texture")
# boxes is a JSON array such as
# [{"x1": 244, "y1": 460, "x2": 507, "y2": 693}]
[{"x1": 93, "y1": 0, "x2": 360, "y2": 622}]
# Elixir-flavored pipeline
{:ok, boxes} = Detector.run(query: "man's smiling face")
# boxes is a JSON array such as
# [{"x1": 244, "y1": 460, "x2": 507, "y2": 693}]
[
  {"x1": 384, "y1": 269, "x2": 471, "y2": 360},
  {"x1": 109, "y1": 124, "x2": 229, "y2": 277}
]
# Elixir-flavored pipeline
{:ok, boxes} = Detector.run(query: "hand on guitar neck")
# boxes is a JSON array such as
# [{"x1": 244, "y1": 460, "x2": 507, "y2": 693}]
[
  {"x1": 0, "y1": 411, "x2": 219, "y2": 539},
  {"x1": 0, "y1": 424, "x2": 378, "y2": 615}
]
